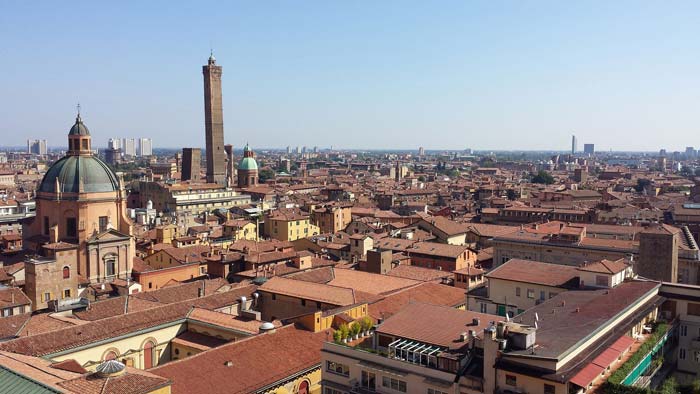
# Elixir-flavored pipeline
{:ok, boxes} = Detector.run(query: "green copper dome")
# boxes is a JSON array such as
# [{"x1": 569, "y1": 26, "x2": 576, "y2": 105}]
[
  {"x1": 39, "y1": 155, "x2": 120, "y2": 194},
  {"x1": 238, "y1": 157, "x2": 258, "y2": 171},
  {"x1": 68, "y1": 114, "x2": 91, "y2": 136}
]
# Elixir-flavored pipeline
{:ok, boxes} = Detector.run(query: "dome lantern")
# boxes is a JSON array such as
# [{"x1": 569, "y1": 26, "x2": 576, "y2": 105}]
[{"x1": 68, "y1": 106, "x2": 92, "y2": 155}]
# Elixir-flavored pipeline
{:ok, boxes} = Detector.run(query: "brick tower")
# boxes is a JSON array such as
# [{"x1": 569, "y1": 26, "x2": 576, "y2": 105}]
[{"x1": 203, "y1": 52, "x2": 226, "y2": 184}]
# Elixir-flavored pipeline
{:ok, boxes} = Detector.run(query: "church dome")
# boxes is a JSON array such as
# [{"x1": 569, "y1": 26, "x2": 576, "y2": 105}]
[
  {"x1": 238, "y1": 157, "x2": 258, "y2": 171},
  {"x1": 239, "y1": 143, "x2": 258, "y2": 171},
  {"x1": 38, "y1": 155, "x2": 119, "y2": 194},
  {"x1": 68, "y1": 114, "x2": 91, "y2": 136}
]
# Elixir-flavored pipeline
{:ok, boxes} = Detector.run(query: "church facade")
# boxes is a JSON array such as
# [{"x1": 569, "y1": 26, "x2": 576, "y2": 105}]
[{"x1": 25, "y1": 113, "x2": 134, "y2": 285}]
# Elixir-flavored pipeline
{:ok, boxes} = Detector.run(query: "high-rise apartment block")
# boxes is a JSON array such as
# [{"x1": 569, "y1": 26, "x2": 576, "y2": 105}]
[
  {"x1": 203, "y1": 53, "x2": 226, "y2": 184},
  {"x1": 583, "y1": 143, "x2": 594, "y2": 155},
  {"x1": 108, "y1": 138, "x2": 121, "y2": 150},
  {"x1": 571, "y1": 134, "x2": 577, "y2": 155},
  {"x1": 138, "y1": 138, "x2": 153, "y2": 156},
  {"x1": 27, "y1": 139, "x2": 47, "y2": 155},
  {"x1": 122, "y1": 138, "x2": 136, "y2": 157}
]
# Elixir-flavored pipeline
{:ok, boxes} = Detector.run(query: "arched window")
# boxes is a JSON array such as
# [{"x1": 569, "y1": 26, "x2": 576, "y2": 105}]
[
  {"x1": 297, "y1": 380, "x2": 309, "y2": 394},
  {"x1": 143, "y1": 340, "x2": 155, "y2": 369},
  {"x1": 103, "y1": 350, "x2": 118, "y2": 361},
  {"x1": 62, "y1": 266, "x2": 70, "y2": 279}
]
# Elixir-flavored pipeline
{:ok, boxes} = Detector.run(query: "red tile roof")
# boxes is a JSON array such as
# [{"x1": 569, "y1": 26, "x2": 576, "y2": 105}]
[
  {"x1": 486, "y1": 259, "x2": 580, "y2": 288},
  {"x1": 0, "y1": 285, "x2": 257, "y2": 357},
  {"x1": 151, "y1": 325, "x2": 328, "y2": 394},
  {"x1": 57, "y1": 367, "x2": 171, "y2": 394},
  {"x1": 259, "y1": 277, "x2": 356, "y2": 306},
  {"x1": 376, "y1": 302, "x2": 499, "y2": 350},
  {"x1": 367, "y1": 282, "x2": 467, "y2": 321}
]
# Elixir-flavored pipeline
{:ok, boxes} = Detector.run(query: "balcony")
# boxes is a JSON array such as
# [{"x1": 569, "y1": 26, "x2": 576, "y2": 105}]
[
  {"x1": 323, "y1": 342, "x2": 459, "y2": 386},
  {"x1": 606, "y1": 321, "x2": 675, "y2": 388}
]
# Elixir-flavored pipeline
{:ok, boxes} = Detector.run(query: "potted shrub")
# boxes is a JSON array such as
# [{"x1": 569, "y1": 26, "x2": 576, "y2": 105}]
[
  {"x1": 351, "y1": 323, "x2": 361, "y2": 340},
  {"x1": 360, "y1": 316, "x2": 373, "y2": 336},
  {"x1": 339, "y1": 324, "x2": 350, "y2": 343},
  {"x1": 333, "y1": 330, "x2": 342, "y2": 344}
]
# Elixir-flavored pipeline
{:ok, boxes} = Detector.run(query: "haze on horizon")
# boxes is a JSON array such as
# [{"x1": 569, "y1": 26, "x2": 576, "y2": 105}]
[{"x1": 1, "y1": 1, "x2": 699, "y2": 152}]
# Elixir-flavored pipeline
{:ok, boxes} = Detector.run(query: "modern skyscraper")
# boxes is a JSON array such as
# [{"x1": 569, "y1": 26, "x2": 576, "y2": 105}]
[
  {"x1": 418, "y1": 146, "x2": 425, "y2": 156},
  {"x1": 122, "y1": 138, "x2": 136, "y2": 157},
  {"x1": 27, "y1": 139, "x2": 47, "y2": 155},
  {"x1": 571, "y1": 135, "x2": 577, "y2": 155},
  {"x1": 203, "y1": 53, "x2": 226, "y2": 184},
  {"x1": 138, "y1": 138, "x2": 153, "y2": 156},
  {"x1": 583, "y1": 144, "x2": 594, "y2": 155},
  {"x1": 182, "y1": 148, "x2": 201, "y2": 182},
  {"x1": 108, "y1": 138, "x2": 121, "y2": 150}
]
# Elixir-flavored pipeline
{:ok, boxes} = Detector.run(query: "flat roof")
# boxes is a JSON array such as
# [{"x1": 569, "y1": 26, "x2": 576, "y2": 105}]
[{"x1": 506, "y1": 280, "x2": 660, "y2": 360}]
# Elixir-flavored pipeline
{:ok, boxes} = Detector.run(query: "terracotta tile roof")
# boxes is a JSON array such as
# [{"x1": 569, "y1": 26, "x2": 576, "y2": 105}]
[
  {"x1": 486, "y1": 259, "x2": 581, "y2": 288},
  {"x1": 367, "y1": 282, "x2": 467, "y2": 321},
  {"x1": 377, "y1": 302, "x2": 498, "y2": 349},
  {"x1": 0, "y1": 313, "x2": 30, "y2": 340},
  {"x1": 187, "y1": 308, "x2": 281, "y2": 335},
  {"x1": 131, "y1": 279, "x2": 230, "y2": 305},
  {"x1": 259, "y1": 277, "x2": 355, "y2": 306},
  {"x1": 0, "y1": 285, "x2": 257, "y2": 357},
  {"x1": 0, "y1": 287, "x2": 31, "y2": 309},
  {"x1": 50, "y1": 359, "x2": 87, "y2": 374},
  {"x1": 0, "y1": 350, "x2": 81, "y2": 391},
  {"x1": 577, "y1": 258, "x2": 630, "y2": 274},
  {"x1": 151, "y1": 325, "x2": 329, "y2": 394},
  {"x1": 159, "y1": 245, "x2": 211, "y2": 264},
  {"x1": 406, "y1": 242, "x2": 471, "y2": 259},
  {"x1": 466, "y1": 223, "x2": 519, "y2": 237},
  {"x1": 19, "y1": 313, "x2": 81, "y2": 337},
  {"x1": 57, "y1": 367, "x2": 171, "y2": 394},
  {"x1": 171, "y1": 331, "x2": 228, "y2": 351},
  {"x1": 328, "y1": 268, "x2": 421, "y2": 295},
  {"x1": 386, "y1": 265, "x2": 452, "y2": 282},
  {"x1": 73, "y1": 296, "x2": 161, "y2": 321},
  {"x1": 420, "y1": 216, "x2": 470, "y2": 236},
  {"x1": 284, "y1": 266, "x2": 335, "y2": 284}
]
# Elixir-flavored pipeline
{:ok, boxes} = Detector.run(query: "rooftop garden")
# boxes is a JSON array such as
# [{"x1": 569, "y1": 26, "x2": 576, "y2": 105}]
[{"x1": 601, "y1": 321, "x2": 673, "y2": 393}]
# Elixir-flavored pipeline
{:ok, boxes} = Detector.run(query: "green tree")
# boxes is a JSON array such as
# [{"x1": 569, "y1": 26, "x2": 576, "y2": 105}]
[
  {"x1": 531, "y1": 170, "x2": 554, "y2": 184},
  {"x1": 258, "y1": 168, "x2": 275, "y2": 183},
  {"x1": 659, "y1": 377, "x2": 677, "y2": 394},
  {"x1": 418, "y1": 175, "x2": 426, "y2": 182}
]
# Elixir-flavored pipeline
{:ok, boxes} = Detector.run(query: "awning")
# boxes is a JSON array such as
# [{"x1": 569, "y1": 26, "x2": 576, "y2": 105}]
[
  {"x1": 592, "y1": 348, "x2": 619, "y2": 368},
  {"x1": 570, "y1": 363, "x2": 605, "y2": 388},
  {"x1": 610, "y1": 335, "x2": 635, "y2": 353}
]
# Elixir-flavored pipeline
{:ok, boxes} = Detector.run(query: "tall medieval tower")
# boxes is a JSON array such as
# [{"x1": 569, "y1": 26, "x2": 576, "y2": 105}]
[{"x1": 203, "y1": 52, "x2": 226, "y2": 184}]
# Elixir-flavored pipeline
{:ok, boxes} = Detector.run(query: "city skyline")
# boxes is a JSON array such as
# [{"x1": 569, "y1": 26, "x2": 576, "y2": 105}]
[{"x1": 2, "y1": 1, "x2": 699, "y2": 151}]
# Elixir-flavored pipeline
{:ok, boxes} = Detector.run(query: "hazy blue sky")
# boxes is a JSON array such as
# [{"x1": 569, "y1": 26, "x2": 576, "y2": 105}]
[{"x1": 1, "y1": 1, "x2": 699, "y2": 151}]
